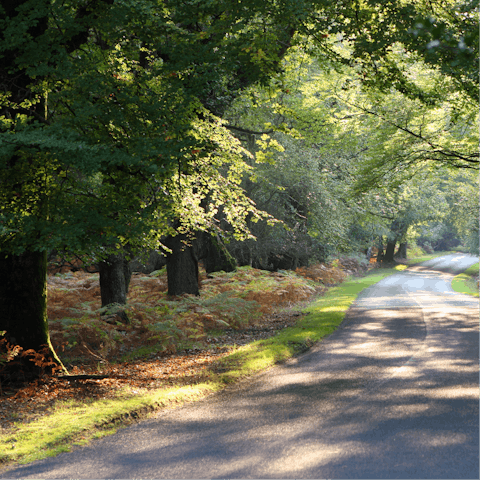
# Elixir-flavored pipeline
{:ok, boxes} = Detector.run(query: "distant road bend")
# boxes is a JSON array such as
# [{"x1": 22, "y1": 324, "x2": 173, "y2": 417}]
[{"x1": 3, "y1": 253, "x2": 479, "y2": 479}]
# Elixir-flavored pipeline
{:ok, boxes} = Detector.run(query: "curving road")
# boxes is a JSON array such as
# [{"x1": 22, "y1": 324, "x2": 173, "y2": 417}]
[{"x1": 3, "y1": 254, "x2": 479, "y2": 479}]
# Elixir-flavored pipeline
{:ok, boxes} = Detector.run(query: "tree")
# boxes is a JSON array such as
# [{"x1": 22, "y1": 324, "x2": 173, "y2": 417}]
[
  {"x1": 149, "y1": 1, "x2": 299, "y2": 291},
  {"x1": 0, "y1": 0, "x2": 65, "y2": 371},
  {"x1": 0, "y1": 0, "x2": 296, "y2": 365},
  {"x1": 98, "y1": 252, "x2": 132, "y2": 323},
  {"x1": 305, "y1": 0, "x2": 478, "y2": 103},
  {"x1": 439, "y1": 171, "x2": 479, "y2": 254},
  {"x1": 223, "y1": 50, "x2": 369, "y2": 268},
  {"x1": 302, "y1": 1, "x2": 479, "y2": 177}
]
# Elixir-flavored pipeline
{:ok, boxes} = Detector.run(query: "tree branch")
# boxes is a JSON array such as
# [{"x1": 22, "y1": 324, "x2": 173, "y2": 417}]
[{"x1": 225, "y1": 125, "x2": 274, "y2": 136}]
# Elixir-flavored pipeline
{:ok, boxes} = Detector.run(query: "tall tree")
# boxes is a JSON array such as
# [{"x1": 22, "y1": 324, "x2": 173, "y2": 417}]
[
  {"x1": 0, "y1": 0, "x2": 64, "y2": 370},
  {"x1": 0, "y1": 0, "x2": 298, "y2": 365}
]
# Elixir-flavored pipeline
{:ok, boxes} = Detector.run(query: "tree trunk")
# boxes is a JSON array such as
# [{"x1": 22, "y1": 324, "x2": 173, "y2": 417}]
[
  {"x1": 165, "y1": 233, "x2": 199, "y2": 296},
  {"x1": 204, "y1": 234, "x2": 236, "y2": 274},
  {"x1": 99, "y1": 253, "x2": 131, "y2": 323},
  {"x1": 384, "y1": 239, "x2": 397, "y2": 263},
  {"x1": 376, "y1": 238, "x2": 385, "y2": 263},
  {"x1": 0, "y1": 251, "x2": 66, "y2": 374},
  {"x1": 396, "y1": 242, "x2": 407, "y2": 259}
]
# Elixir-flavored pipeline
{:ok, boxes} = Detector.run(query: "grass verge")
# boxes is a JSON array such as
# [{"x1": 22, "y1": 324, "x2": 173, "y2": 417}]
[
  {"x1": 0, "y1": 384, "x2": 222, "y2": 467},
  {"x1": 0, "y1": 265, "x2": 405, "y2": 469},
  {"x1": 451, "y1": 262, "x2": 479, "y2": 297}
]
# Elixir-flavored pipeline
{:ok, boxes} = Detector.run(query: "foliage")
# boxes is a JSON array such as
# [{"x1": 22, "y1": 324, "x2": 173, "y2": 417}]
[
  {"x1": 2, "y1": 0, "x2": 476, "y2": 256},
  {"x1": 224, "y1": 46, "x2": 477, "y2": 267},
  {"x1": 309, "y1": 0, "x2": 479, "y2": 102},
  {"x1": 0, "y1": 0, "x2": 299, "y2": 258},
  {"x1": 223, "y1": 55, "x2": 366, "y2": 267},
  {"x1": 412, "y1": 170, "x2": 478, "y2": 253}
]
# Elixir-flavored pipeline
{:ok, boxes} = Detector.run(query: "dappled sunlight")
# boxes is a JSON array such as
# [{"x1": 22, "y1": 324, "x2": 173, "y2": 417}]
[
  {"x1": 97, "y1": 369, "x2": 478, "y2": 479},
  {"x1": 260, "y1": 443, "x2": 354, "y2": 476},
  {"x1": 425, "y1": 386, "x2": 479, "y2": 400},
  {"x1": 386, "y1": 403, "x2": 432, "y2": 416},
  {"x1": 319, "y1": 306, "x2": 346, "y2": 313},
  {"x1": 408, "y1": 431, "x2": 469, "y2": 448}
]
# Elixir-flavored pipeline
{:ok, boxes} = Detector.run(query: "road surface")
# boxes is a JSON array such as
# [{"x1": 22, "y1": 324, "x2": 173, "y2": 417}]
[{"x1": 3, "y1": 254, "x2": 479, "y2": 479}]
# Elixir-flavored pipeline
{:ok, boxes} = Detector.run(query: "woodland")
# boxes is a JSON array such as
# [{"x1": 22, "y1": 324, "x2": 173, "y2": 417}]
[{"x1": 0, "y1": 0, "x2": 478, "y2": 388}]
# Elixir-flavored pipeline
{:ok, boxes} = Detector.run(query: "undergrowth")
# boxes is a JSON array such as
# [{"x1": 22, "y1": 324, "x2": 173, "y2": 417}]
[{"x1": 47, "y1": 261, "x2": 363, "y2": 368}]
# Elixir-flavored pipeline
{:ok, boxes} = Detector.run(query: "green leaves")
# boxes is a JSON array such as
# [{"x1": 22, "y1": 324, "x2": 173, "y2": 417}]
[
  {"x1": 1, "y1": 0, "x2": 476, "y2": 264},
  {"x1": 1, "y1": 0, "x2": 301, "y2": 258}
]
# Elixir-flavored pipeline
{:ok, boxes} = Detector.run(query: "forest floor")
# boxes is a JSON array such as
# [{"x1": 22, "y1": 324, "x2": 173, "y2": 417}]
[{"x1": 0, "y1": 258, "x2": 368, "y2": 436}]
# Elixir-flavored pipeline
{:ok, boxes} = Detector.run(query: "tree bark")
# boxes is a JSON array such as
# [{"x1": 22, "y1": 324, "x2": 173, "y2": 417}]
[
  {"x1": 396, "y1": 242, "x2": 407, "y2": 259},
  {"x1": 98, "y1": 253, "x2": 131, "y2": 323},
  {"x1": 0, "y1": 251, "x2": 66, "y2": 372},
  {"x1": 204, "y1": 234, "x2": 236, "y2": 274},
  {"x1": 165, "y1": 233, "x2": 199, "y2": 296},
  {"x1": 384, "y1": 239, "x2": 397, "y2": 263},
  {"x1": 0, "y1": 2, "x2": 68, "y2": 377},
  {"x1": 376, "y1": 237, "x2": 385, "y2": 263}
]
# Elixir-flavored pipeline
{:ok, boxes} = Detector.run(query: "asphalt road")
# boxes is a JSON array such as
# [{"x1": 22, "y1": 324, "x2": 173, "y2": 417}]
[{"x1": 3, "y1": 254, "x2": 479, "y2": 479}]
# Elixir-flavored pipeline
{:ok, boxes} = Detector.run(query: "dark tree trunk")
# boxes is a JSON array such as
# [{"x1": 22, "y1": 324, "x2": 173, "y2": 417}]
[
  {"x1": 384, "y1": 239, "x2": 397, "y2": 263},
  {"x1": 396, "y1": 242, "x2": 407, "y2": 259},
  {"x1": 98, "y1": 253, "x2": 131, "y2": 323},
  {"x1": 231, "y1": 241, "x2": 253, "y2": 267},
  {"x1": 0, "y1": 251, "x2": 66, "y2": 373},
  {"x1": 204, "y1": 234, "x2": 236, "y2": 274},
  {"x1": 0, "y1": 2, "x2": 68, "y2": 378},
  {"x1": 165, "y1": 233, "x2": 199, "y2": 296},
  {"x1": 376, "y1": 238, "x2": 385, "y2": 263}
]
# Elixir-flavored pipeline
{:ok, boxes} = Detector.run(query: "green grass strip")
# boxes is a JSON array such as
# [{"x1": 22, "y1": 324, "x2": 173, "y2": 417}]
[
  {"x1": 0, "y1": 265, "x2": 405, "y2": 469},
  {"x1": 451, "y1": 262, "x2": 479, "y2": 297},
  {"x1": 0, "y1": 384, "x2": 221, "y2": 466}
]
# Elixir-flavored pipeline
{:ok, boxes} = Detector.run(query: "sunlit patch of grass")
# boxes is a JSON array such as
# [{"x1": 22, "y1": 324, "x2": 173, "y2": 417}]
[
  {"x1": 451, "y1": 262, "x2": 479, "y2": 297},
  {"x1": 0, "y1": 384, "x2": 219, "y2": 466}
]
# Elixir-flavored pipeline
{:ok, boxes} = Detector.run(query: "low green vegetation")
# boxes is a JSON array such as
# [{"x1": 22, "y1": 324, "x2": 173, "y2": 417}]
[{"x1": 451, "y1": 263, "x2": 479, "y2": 297}]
